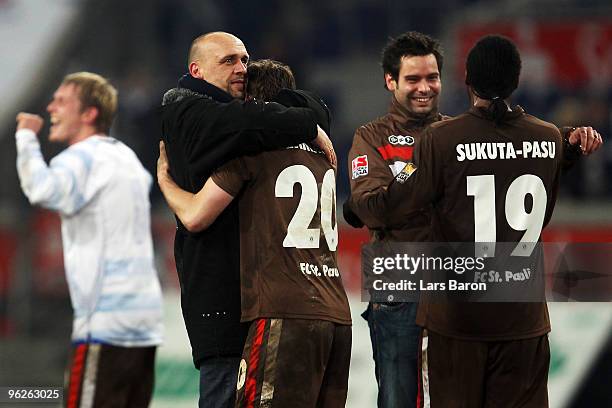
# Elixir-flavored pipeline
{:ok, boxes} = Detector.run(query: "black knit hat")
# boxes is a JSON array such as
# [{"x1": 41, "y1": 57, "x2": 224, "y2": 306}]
[{"x1": 465, "y1": 35, "x2": 521, "y2": 100}]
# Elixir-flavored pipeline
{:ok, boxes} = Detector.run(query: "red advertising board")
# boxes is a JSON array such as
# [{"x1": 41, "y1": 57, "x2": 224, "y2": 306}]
[{"x1": 455, "y1": 21, "x2": 612, "y2": 88}]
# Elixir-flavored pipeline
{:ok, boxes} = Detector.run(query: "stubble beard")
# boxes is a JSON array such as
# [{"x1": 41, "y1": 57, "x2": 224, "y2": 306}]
[{"x1": 407, "y1": 94, "x2": 439, "y2": 118}]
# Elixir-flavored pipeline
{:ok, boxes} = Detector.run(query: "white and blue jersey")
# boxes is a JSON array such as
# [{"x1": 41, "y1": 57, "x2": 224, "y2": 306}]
[{"x1": 16, "y1": 129, "x2": 163, "y2": 347}]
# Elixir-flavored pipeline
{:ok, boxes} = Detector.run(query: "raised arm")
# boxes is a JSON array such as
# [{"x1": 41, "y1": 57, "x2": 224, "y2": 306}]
[
  {"x1": 15, "y1": 113, "x2": 100, "y2": 215},
  {"x1": 157, "y1": 141, "x2": 234, "y2": 232}
]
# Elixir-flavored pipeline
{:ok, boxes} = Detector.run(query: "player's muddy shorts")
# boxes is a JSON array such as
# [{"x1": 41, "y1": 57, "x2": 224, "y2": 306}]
[
  {"x1": 418, "y1": 330, "x2": 550, "y2": 408},
  {"x1": 64, "y1": 342, "x2": 156, "y2": 408},
  {"x1": 236, "y1": 318, "x2": 351, "y2": 408}
]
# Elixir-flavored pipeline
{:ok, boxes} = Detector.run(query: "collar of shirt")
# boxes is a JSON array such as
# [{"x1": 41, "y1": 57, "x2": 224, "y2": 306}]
[
  {"x1": 467, "y1": 104, "x2": 525, "y2": 121},
  {"x1": 178, "y1": 74, "x2": 233, "y2": 103},
  {"x1": 388, "y1": 95, "x2": 442, "y2": 130}
]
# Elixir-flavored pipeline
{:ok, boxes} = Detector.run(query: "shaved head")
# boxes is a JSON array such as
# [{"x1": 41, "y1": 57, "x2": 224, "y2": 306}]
[
  {"x1": 188, "y1": 32, "x2": 244, "y2": 66},
  {"x1": 187, "y1": 31, "x2": 249, "y2": 99}
]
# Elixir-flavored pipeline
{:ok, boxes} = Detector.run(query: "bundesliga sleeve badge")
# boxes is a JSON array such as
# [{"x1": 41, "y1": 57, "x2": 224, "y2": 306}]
[{"x1": 352, "y1": 155, "x2": 369, "y2": 179}]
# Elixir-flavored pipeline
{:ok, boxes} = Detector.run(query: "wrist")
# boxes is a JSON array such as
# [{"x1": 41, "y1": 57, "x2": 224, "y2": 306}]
[
  {"x1": 562, "y1": 127, "x2": 582, "y2": 159},
  {"x1": 15, "y1": 128, "x2": 37, "y2": 138},
  {"x1": 566, "y1": 127, "x2": 579, "y2": 145},
  {"x1": 15, "y1": 129, "x2": 39, "y2": 152}
]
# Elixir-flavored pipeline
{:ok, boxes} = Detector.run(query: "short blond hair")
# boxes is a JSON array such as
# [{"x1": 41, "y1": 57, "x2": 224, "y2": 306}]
[{"x1": 62, "y1": 72, "x2": 118, "y2": 134}]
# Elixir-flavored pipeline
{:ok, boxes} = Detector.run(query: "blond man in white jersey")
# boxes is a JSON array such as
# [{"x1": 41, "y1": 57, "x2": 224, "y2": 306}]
[{"x1": 16, "y1": 72, "x2": 163, "y2": 408}]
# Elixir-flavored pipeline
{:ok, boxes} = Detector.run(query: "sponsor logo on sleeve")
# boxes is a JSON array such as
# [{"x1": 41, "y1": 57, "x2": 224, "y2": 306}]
[
  {"x1": 388, "y1": 135, "x2": 415, "y2": 146},
  {"x1": 395, "y1": 162, "x2": 417, "y2": 184},
  {"x1": 389, "y1": 161, "x2": 407, "y2": 176},
  {"x1": 352, "y1": 155, "x2": 369, "y2": 179}
]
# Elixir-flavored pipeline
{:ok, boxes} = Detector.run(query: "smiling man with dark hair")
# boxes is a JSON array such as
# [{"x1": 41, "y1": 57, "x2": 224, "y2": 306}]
[{"x1": 347, "y1": 32, "x2": 448, "y2": 408}]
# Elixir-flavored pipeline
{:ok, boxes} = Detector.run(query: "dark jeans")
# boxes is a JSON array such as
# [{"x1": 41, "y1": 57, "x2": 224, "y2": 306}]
[
  {"x1": 363, "y1": 302, "x2": 421, "y2": 408},
  {"x1": 199, "y1": 356, "x2": 241, "y2": 408}
]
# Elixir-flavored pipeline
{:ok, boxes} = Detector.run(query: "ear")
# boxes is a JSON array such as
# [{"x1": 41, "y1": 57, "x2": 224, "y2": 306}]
[
  {"x1": 189, "y1": 62, "x2": 202, "y2": 79},
  {"x1": 81, "y1": 106, "x2": 99, "y2": 127},
  {"x1": 385, "y1": 73, "x2": 396, "y2": 92}
]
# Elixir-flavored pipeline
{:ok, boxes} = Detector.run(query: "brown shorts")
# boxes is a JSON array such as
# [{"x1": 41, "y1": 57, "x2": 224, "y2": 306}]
[
  {"x1": 418, "y1": 330, "x2": 550, "y2": 408},
  {"x1": 64, "y1": 342, "x2": 156, "y2": 408},
  {"x1": 235, "y1": 318, "x2": 351, "y2": 408}
]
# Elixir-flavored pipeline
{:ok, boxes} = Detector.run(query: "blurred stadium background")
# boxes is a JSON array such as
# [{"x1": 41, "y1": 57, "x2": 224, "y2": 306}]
[{"x1": 0, "y1": 0, "x2": 610, "y2": 407}]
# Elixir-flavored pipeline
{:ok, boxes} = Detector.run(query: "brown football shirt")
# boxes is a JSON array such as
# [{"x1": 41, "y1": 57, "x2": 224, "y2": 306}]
[
  {"x1": 211, "y1": 143, "x2": 351, "y2": 325},
  {"x1": 347, "y1": 97, "x2": 449, "y2": 242},
  {"x1": 384, "y1": 106, "x2": 563, "y2": 340}
]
